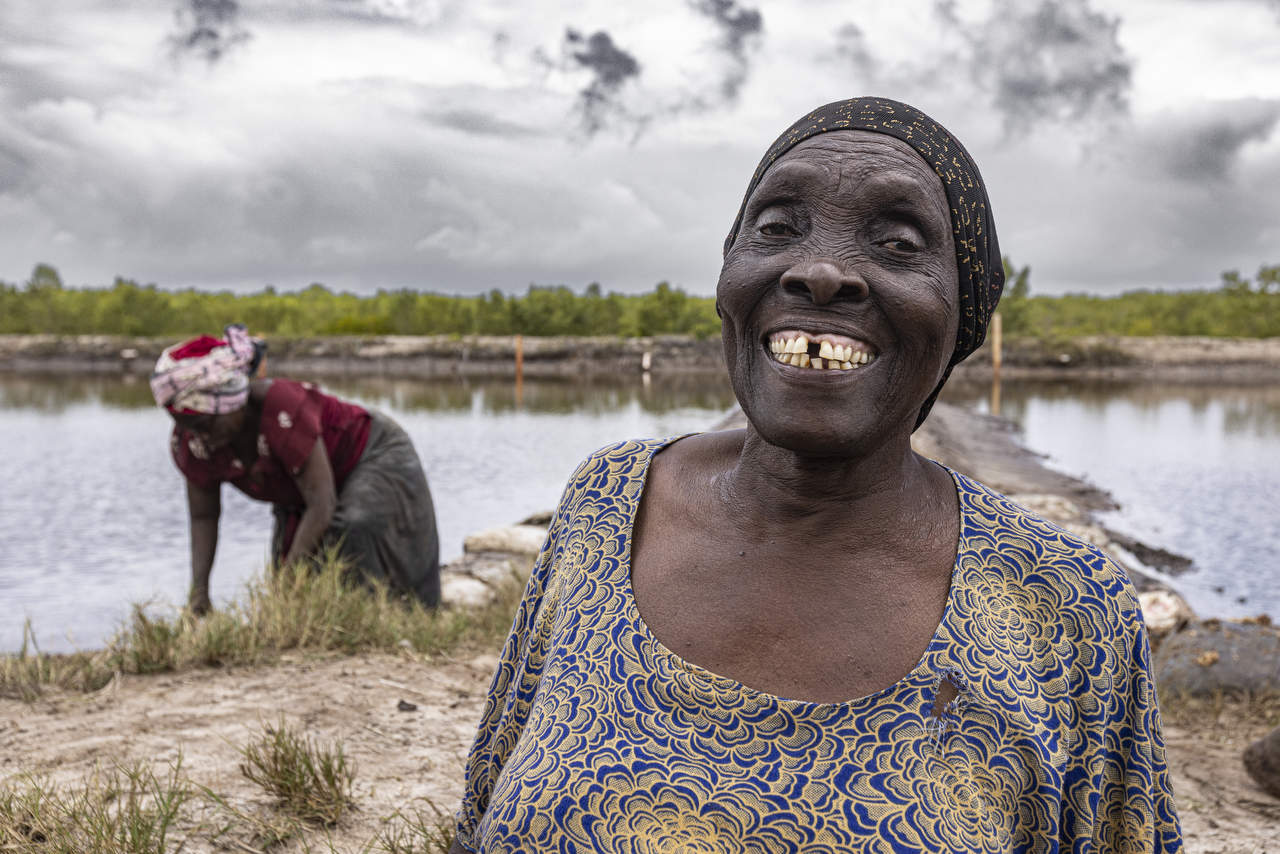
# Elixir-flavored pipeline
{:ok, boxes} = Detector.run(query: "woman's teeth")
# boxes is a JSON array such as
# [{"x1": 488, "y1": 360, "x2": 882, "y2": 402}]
[{"x1": 767, "y1": 334, "x2": 875, "y2": 371}]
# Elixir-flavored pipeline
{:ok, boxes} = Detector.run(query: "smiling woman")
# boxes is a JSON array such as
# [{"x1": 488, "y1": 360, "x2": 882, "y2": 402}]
[{"x1": 451, "y1": 98, "x2": 1183, "y2": 853}]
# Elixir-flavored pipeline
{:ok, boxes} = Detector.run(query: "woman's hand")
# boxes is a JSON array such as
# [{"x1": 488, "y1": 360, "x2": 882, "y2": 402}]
[
  {"x1": 283, "y1": 438, "x2": 338, "y2": 566},
  {"x1": 186, "y1": 479, "x2": 221, "y2": 615}
]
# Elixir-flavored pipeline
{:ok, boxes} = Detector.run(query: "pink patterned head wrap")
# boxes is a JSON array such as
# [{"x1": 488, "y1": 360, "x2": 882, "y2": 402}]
[{"x1": 150, "y1": 324, "x2": 258, "y2": 414}]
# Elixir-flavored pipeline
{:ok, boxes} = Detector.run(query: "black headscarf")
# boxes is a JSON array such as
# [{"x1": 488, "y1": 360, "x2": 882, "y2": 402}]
[{"x1": 724, "y1": 97, "x2": 1004, "y2": 427}]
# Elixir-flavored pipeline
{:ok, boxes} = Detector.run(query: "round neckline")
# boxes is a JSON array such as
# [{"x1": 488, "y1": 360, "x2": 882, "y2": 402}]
[{"x1": 619, "y1": 433, "x2": 971, "y2": 712}]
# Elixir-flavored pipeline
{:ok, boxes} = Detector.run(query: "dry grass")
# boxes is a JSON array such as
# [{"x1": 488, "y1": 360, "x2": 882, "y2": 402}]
[
  {"x1": 238, "y1": 719, "x2": 355, "y2": 827},
  {"x1": 0, "y1": 758, "x2": 194, "y2": 854},
  {"x1": 1158, "y1": 686, "x2": 1280, "y2": 733},
  {"x1": 1, "y1": 741, "x2": 459, "y2": 853},
  {"x1": 372, "y1": 801, "x2": 457, "y2": 854},
  {"x1": 1, "y1": 550, "x2": 523, "y2": 701}
]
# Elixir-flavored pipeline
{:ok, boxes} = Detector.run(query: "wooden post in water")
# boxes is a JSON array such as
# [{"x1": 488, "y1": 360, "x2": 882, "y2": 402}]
[
  {"x1": 514, "y1": 334, "x2": 524, "y2": 408},
  {"x1": 990, "y1": 312, "x2": 1002, "y2": 416}
]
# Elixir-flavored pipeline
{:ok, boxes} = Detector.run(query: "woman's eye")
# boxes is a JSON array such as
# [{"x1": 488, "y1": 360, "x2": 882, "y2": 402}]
[{"x1": 881, "y1": 237, "x2": 919, "y2": 252}]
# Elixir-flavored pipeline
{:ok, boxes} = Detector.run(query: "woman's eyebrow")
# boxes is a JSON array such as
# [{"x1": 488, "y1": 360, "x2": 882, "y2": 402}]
[{"x1": 747, "y1": 161, "x2": 827, "y2": 204}]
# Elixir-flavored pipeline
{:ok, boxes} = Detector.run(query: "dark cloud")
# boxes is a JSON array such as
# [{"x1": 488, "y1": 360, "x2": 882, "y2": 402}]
[
  {"x1": 945, "y1": 0, "x2": 1132, "y2": 134},
  {"x1": 562, "y1": 28, "x2": 642, "y2": 135},
  {"x1": 0, "y1": 145, "x2": 29, "y2": 194},
  {"x1": 1150, "y1": 99, "x2": 1280, "y2": 181},
  {"x1": 303, "y1": 0, "x2": 441, "y2": 26},
  {"x1": 831, "y1": 22, "x2": 873, "y2": 77},
  {"x1": 688, "y1": 0, "x2": 763, "y2": 102},
  {"x1": 421, "y1": 108, "x2": 542, "y2": 137},
  {"x1": 170, "y1": 0, "x2": 250, "y2": 63}
]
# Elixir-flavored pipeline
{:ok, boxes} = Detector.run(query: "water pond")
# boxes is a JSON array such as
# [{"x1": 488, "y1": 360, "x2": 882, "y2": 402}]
[{"x1": 1, "y1": 373, "x2": 1276, "y2": 652}]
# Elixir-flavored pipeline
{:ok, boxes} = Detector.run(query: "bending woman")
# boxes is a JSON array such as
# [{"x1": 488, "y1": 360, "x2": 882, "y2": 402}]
[
  {"x1": 151, "y1": 325, "x2": 440, "y2": 614},
  {"x1": 453, "y1": 98, "x2": 1181, "y2": 851}
]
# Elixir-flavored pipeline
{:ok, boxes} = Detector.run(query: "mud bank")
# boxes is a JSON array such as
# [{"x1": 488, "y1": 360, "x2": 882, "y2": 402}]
[{"x1": 3, "y1": 334, "x2": 1279, "y2": 382}]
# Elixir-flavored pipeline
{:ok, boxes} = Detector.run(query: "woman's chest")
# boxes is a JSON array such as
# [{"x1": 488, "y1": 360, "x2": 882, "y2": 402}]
[
  {"x1": 205, "y1": 436, "x2": 301, "y2": 504},
  {"x1": 628, "y1": 530, "x2": 953, "y2": 705},
  {"x1": 479, "y1": 650, "x2": 1043, "y2": 854}
]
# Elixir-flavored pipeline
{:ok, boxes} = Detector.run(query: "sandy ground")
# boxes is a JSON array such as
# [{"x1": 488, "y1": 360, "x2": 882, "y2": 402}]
[
  {"x1": 1, "y1": 650, "x2": 498, "y2": 852},
  {"x1": 3, "y1": 651, "x2": 1278, "y2": 852},
  {"x1": 1164, "y1": 710, "x2": 1280, "y2": 853}
]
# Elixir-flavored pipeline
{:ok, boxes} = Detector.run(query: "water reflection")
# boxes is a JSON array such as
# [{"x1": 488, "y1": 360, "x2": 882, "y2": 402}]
[
  {"x1": 944, "y1": 379, "x2": 1280, "y2": 438},
  {"x1": 0, "y1": 372, "x2": 737, "y2": 652},
  {"x1": 0, "y1": 375, "x2": 157, "y2": 412},
  {"x1": 0, "y1": 373, "x2": 737, "y2": 417},
  {"x1": 318, "y1": 374, "x2": 736, "y2": 416},
  {"x1": 943, "y1": 378, "x2": 1280, "y2": 621}
]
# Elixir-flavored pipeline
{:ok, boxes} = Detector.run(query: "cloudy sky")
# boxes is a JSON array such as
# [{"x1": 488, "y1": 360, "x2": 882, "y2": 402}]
[{"x1": 2, "y1": 0, "x2": 1278, "y2": 297}]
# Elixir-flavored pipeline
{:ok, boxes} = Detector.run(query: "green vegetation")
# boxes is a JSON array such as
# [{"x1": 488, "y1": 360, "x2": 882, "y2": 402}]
[
  {"x1": 239, "y1": 720, "x2": 355, "y2": 827},
  {"x1": 0, "y1": 265, "x2": 720, "y2": 338},
  {"x1": 0, "y1": 550, "x2": 523, "y2": 701},
  {"x1": 3, "y1": 261, "x2": 1280, "y2": 340},
  {"x1": 997, "y1": 259, "x2": 1280, "y2": 339}
]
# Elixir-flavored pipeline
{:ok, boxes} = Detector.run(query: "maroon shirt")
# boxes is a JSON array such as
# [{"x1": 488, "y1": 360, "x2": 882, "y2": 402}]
[{"x1": 171, "y1": 379, "x2": 371, "y2": 505}]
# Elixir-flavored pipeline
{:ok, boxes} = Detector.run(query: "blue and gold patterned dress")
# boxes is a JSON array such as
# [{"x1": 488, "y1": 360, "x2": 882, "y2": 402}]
[{"x1": 455, "y1": 438, "x2": 1183, "y2": 853}]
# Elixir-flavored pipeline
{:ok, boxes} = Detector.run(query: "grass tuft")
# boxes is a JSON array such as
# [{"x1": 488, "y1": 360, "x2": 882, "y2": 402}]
[
  {"x1": 0, "y1": 757, "x2": 193, "y2": 853},
  {"x1": 374, "y1": 801, "x2": 457, "y2": 854},
  {"x1": 1, "y1": 549, "x2": 524, "y2": 700},
  {"x1": 238, "y1": 718, "x2": 355, "y2": 827}
]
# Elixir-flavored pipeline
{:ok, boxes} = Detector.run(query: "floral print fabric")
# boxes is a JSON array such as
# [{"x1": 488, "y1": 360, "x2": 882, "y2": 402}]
[{"x1": 456, "y1": 438, "x2": 1182, "y2": 853}]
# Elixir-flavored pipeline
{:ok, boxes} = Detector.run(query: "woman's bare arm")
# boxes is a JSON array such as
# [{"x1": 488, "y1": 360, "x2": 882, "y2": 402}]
[
  {"x1": 186, "y1": 479, "x2": 220, "y2": 615},
  {"x1": 284, "y1": 438, "x2": 338, "y2": 566}
]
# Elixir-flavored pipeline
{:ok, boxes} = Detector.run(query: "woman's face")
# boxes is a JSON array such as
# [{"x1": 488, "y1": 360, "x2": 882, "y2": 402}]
[
  {"x1": 171, "y1": 409, "x2": 245, "y2": 450},
  {"x1": 718, "y1": 130, "x2": 959, "y2": 457}
]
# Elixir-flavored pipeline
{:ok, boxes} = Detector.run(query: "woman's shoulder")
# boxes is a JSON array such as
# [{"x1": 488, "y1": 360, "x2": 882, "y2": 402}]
[
  {"x1": 951, "y1": 469, "x2": 1143, "y2": 630},
  {"x1": 567, "y1": 432, "x2": 736, "y2": 488},
  {"x1": 564, "y1": 436, "x2": 680, "y2": 490}
]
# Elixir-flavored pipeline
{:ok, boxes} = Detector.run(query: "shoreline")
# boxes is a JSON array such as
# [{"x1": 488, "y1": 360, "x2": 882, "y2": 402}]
[{"x1": 3, "y1": 333, "x2": 1279, "y2": 383}]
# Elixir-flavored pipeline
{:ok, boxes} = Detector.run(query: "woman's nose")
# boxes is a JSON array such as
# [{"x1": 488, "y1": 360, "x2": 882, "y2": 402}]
[{"x1": 779, "y1": 258, "x2": 869, "y2": 305}]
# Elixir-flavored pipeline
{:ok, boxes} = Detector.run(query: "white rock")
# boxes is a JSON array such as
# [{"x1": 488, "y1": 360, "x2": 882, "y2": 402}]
[
  {"x1": 463, "y1": 524, "x2": 548, "y2": 557},
  {"x1": 441, "y1": 575, "x2": 493, "y2": 608},
  {"x1": 1139, "y1": 590, "x2": 1194, "y2": 635}
]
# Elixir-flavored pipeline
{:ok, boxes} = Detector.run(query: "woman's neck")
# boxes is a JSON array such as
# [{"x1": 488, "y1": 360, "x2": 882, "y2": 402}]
[{"x1": 716, "y1": 427, "x2": 946, "y2": 549}]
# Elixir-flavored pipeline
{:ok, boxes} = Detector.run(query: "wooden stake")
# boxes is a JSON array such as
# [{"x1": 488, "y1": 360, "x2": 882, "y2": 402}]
[{"x1": 514, "y1": 334, "x2": 524, "y2": 407}]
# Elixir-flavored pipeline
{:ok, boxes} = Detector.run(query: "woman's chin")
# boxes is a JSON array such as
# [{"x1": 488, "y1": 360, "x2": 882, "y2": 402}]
[{"x1": 746, "y1": 413, "x2": 887, "y2": 460}]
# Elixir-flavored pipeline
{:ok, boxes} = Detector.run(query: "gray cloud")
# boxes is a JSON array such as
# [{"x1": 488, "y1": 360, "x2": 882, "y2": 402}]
[
  {"x1": 170, "y1": 0, "x2": 250, "y2": 63},
  {"x1": 562, "y1": 28, "x2": 642, "y2": 135},
  {"x1": 1146, "y1": 98, "x2": 1280, "y2": 181},
  {"x1": 688, "y1": 0, "x2": 763, "y2": 102},
  {"x1": 170, "y1": 0, "x2": 249, "y2": 62},
  {"x1": 421, "y1": 108, "x2": 542, "y2": 137},
  {"x1": 944, "y1": 0, "x2": 1132, "y2": 134},
  {"x1": 0, "y1": 145, "x2": 29, "y2": 194},
  {"x1": 288, "y1": 0, "x2": 448, "y2": 26},
  {"x1": 831, "y1": 22, "x2": 873, "y2": 78}
]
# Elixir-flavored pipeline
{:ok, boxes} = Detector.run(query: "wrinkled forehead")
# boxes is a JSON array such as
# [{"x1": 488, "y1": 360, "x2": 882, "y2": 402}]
[{"x1": 744, "y1": 130, "x2": 950, "y2": 217}]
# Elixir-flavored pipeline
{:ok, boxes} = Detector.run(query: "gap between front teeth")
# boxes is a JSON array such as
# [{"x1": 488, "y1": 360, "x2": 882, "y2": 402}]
[{"x1": 768, "y1": 334, "x2": 875, "y2": 370}]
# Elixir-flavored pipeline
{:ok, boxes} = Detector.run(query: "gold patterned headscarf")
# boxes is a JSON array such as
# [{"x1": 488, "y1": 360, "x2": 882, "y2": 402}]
[{"x1": 724, "y1": 97, "x2": 1004, "y2": 426}]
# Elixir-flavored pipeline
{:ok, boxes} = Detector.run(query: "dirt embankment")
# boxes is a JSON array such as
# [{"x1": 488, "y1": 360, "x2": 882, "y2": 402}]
[{"x1": 3, "y1": 334, "x2": 1280, "y2": 382}]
